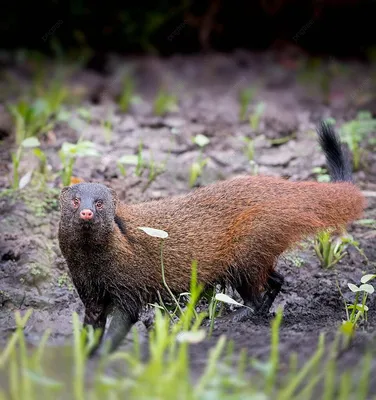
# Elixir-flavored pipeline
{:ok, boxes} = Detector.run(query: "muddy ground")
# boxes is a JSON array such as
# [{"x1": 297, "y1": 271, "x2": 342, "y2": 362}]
[{"x1": 1, "y1": 50, "x2": 376, "y2": 390}]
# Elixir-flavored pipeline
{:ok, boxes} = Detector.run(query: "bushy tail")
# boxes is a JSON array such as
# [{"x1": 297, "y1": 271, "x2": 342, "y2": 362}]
[
  {"x1": 242, "y1": 123, "x2": 366, "y2": 257},
  {"x1": 316, "y1": 121, "x2": 353, "y2": 183}
]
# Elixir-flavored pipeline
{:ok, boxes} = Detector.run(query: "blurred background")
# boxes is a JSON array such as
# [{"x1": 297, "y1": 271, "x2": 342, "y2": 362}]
[{"x1": 2, "y1": 0, "x2": 376, "y2": 63}]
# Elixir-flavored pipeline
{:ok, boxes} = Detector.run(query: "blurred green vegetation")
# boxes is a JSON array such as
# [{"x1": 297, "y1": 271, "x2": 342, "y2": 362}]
[{"x1": 2, "y1": 1, "x2": 376, "y2": 59}]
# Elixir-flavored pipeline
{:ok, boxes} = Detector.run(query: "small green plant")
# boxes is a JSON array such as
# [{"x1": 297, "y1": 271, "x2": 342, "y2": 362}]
[
  {"x1": 11, "y1": 137, "x2": 44, "y2": 189},
  {"x1": 340, "y1": 274, "x2": 375, "y2": 344},
  {"x1": 298, "y1": 57, "x2": 322, "y2": 84},
  {"x1": 249, "y1": 102, "x2": 265, "y2": 131},
  {"x1": 269, "y1": 132, "x2": 296, "y2": 146},
  {"x1": 102, "y1": 119, "x2": 113, "y2": 144},
  {"x1": 238, "y1": 87, "x2": 256, "y2": 121},
  {"x1": 77, "y1": 107, "x2": 92, "y2": 123},
  {"x1": 0, "y1": 303, "x2": 375, "y2": 398},
  {"x1": 189, "y1": 134, "x2": 210, "y2": 188},
  {"x1": 240, "y1": 136, "x2": 260, "y2": 175},
  {"x1": 145, "y1": 153, "x2": 168, "y2": 188},
  {"x1": 297, "y1": 57, "x2": 334, "y2": 104},
  {"x1": 8, "y1": 100, "x2": 53, "y2": 145},
  {"x1": 58, "y1": 140, "x2": 100, "y2": 186},
  {"x1": 8, "y1": 81, "x2": 68, "y2": 145},
  {"x1": 203, "y1": 287, "x2": 221, "y2": 337},
  {"x1": 241, "y1": 136, "x2": 255, "y2": 161},
  {"x1": 32, "y1": 79, "x2": 68, "y2": 115},
  {"x1": 189, "y1": 158, "x2": 209, "y2": 188},
  {"x1": 118, "y1": 74, "x2": 139, "y2": 112},
  {"x1": 312, "y1": 166, "x2": 331, "y2": 182},
  {"x1": 57, "y1": 273, "x2": 74, "y2": 290},
  {"x1": 339, "y1": 111, "x2": 376, "y2": 171},
  {"x1": 153, "y1": 89, "x2": 178, "y2": 116},
  {"x1": 117, "y1": 141, "x2": 168, "y2": 189},
  {"x1": 138, "y1": 226, "x2": 206, "y2": 331},
  {"x1": 314, "y1": 230, "x2": 366, "y2": 269},
  {"x1": 285, "y1": 252, "x2": 305, "y2": 268},
  {"x1": 117, "y1": 155, "x2": 141, "y2": 177},
  {"x1": 101, "y1": 108, "x2": 114, "y2": 144}
]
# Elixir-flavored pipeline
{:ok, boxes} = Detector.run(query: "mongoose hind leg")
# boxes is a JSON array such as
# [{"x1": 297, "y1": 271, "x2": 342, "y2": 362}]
[
  {"x1": 230, "y1": 270, "x2": 284, "y2": 322},
  {"x1": 256, "y1": 270, "x2": 284, "y2": 315},
  {"x1": 230, "y1": 281, "x2": 263, "y2": 322},
  {"x1": 236, "y1": 281, "x2": 262, "y2": 310}
]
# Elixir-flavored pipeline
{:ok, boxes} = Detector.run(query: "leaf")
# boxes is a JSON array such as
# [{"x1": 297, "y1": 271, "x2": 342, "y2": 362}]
[
  {"x1": 347, "y1": 283, "x2": 360, "y2": 292},
  {"x1": 98, "y1": 375, "x2": 121, "y2": 387},
  {"x1": 25, "y1": 370, "x2": 63, "y2": 389},
  {"x1": 57, "y1": 109, "x2": 71, "y2": 121},
  {"x1": 33, "y1": 148, "x2": 46, "y2": 160},
  {"x1": 138, "y1": 227, "x2": 168, "y2": 239},
  {"x1": 324, "y1": 117, "x2": 336, "y2": 125},
  {"x1": 317, "y1": 174, "x2": 330, "y2": 183},
  {"x1": 347, "y1": 304, "x2": 369, "y2": 312},
  {"x1": 22, "y1": 137, "x2": 40, "y2": 148},
  {"x1": 190, "y1": 161, "x2": 202, "y2": 176},
  {"x1": 340, "y1": 320, "x2": 355, "y2": 336},
  {"x1": 118, "y1": 155, "x2": 139, "y2": 165},
  {"x1": 356, "y1": 219, "x2": 376, "y2": 227},
  {"x1": 361, "y1": 274, "x2": 376, "y2": 284},
  {"x1": 193, "y1": 134, "x2": 210, "y2": 148},
  {"x1": 77, "y1": 108, "x2": 91, "y2": 120},
  {"x1": 312, "y1": 167, "x2": 324, "y2": 174},
  {"x1": 131, "y1": 95, "x2": 142, "y2": 105},
  {"x1": 149, "y1": 303, "x2": 165, "y2": 310},
  {"x1": 176, "y1": 330, "x2": 206, "y2": 343},
  {"x1": 60, "y1": 142, "x2": 76, "y2": 154},
  {"x1": 255, "y1": 102, "x2": 266, "y2": 114},
  {"x1": 19, "y1": 170, "x2": 33, "y2": 189},
  {"x1": 60, "y1": 141, "x2": 99, "y2": 158},
  {"x1": 215, "y1": 293, "x2": 245, "y2": 307},
  {"x1": 359, "y1": 284, "x2": 374, "y2": 294},
  {"x1": 75, "y1": 141, "x2": 99, "y2": 156},
  {"x1": 251, "y1": 360, "x2": 274, "y2": 377}
]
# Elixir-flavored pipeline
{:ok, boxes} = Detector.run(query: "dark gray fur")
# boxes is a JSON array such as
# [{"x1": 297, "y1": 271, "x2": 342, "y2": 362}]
[{"x1": 58, "y1": 182, "x2": 135, "y2": 355}]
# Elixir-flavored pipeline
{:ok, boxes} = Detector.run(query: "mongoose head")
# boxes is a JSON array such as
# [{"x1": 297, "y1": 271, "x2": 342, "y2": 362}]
[{"x1": 59, "y1": 182, "x2": 118, "y2": 242}]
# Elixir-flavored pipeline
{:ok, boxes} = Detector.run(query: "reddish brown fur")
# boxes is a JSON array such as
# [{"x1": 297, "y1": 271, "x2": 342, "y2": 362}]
[{"x1": 107, "y1": 175, "x2": 365, "y2": 301}]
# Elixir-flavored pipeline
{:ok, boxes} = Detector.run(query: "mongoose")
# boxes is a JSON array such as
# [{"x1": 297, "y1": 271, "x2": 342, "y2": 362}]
[{"x1": 58, "y1": 121, "x2": 366, "y2": 355}]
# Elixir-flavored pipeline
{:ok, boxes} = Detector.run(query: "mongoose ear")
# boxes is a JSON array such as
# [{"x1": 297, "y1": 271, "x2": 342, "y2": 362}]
[
  {"x1": 60, "y1": 186, "x2": 71, "y2": 198},
  {"x1": 59, "y1": 186, "x2": 71, "y2": 208},
  {"x1": 109, "y1": 187, "x2": 119, "y2": 208}
]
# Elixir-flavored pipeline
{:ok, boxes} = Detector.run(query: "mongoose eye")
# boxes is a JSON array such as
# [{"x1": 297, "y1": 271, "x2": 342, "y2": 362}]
[
  {"x1": 72, "y1": 198, "x2": 80, "y2": 208},
  {"x1": 96, "y1": 200, "x2": 104, "y2": 209}
]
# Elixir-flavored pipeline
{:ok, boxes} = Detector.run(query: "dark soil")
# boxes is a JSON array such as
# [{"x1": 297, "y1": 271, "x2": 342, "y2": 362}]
[{"x1": 1, "y1": 50, "x2": 376, "y2": 390}]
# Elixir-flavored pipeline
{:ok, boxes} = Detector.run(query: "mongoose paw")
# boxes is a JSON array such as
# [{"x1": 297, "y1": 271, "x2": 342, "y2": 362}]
[
  {"x1": 255, "y1": 301, "x2": 271, "y2": 315},
  {"x1": 230, "y1": 307, "x2": 255, "y2": 323}
]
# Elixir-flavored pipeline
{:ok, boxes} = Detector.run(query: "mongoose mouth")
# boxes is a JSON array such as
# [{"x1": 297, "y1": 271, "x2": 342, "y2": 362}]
[
  {"x1": 77, "y1": 215, "x2": 100, "y2": 230},
  {"x1": 77, "y1": 217, "x2": 103, "y2": 229},
  {"x1": 79, "y1": 219, "x2": 95, "y2": 228}
]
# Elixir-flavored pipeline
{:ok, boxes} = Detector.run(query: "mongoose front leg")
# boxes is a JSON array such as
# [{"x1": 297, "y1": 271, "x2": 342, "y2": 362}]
[
  {"x1": 72, "y1": 283, "x2": 111, "y2": 355},
  {"x1": 82, "y1": 302, "x2": 109, "y2": 356},
  {"x1": 256, "y1": 270, "x2": 284, "y2": 315},
  {"x1": 96, "y1": 307, "x2": 136, "y2": 356}
]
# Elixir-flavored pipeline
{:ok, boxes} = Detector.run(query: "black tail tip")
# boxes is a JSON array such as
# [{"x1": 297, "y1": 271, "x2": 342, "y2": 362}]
[{"x1": 316, "y1": 120, "x2": 353, "y2": 183}]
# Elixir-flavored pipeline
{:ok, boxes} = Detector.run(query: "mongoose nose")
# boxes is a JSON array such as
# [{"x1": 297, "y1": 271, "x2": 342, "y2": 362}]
[{"x1": 80, "y1": 209, "x2": 94, "y2": 220}]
